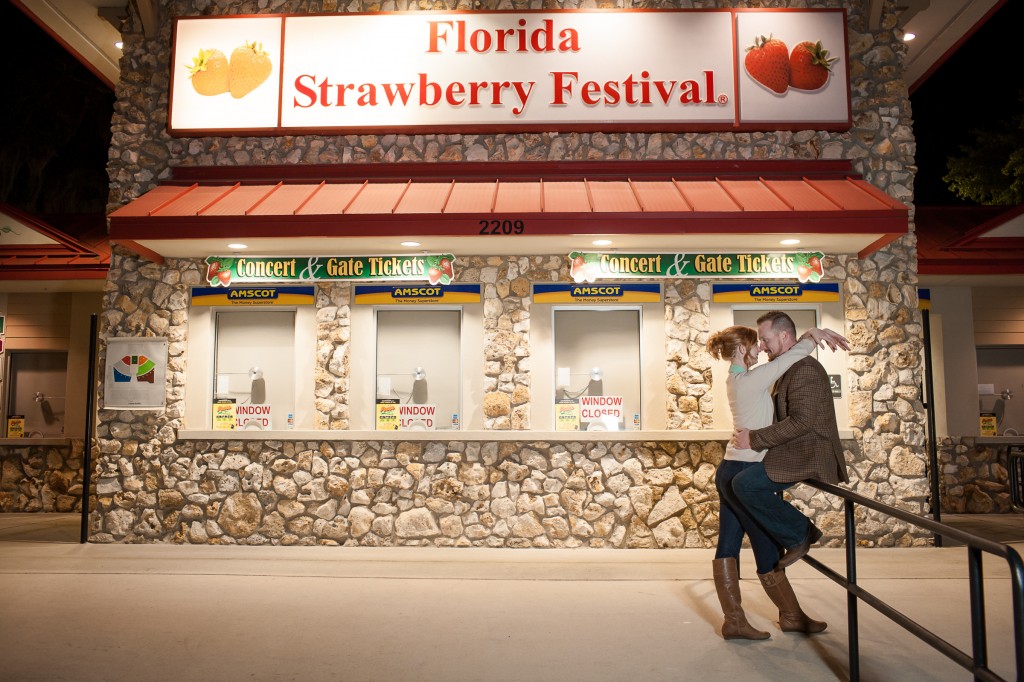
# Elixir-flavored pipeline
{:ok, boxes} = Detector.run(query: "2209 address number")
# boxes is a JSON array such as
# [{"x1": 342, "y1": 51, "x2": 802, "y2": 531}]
[{"x1": 479, "y1": 219, "x2": 524, "y2": 235}]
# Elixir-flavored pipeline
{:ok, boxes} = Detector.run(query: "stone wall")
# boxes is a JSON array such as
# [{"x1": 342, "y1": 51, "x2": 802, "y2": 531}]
[
  {"x1": 91, "y1": 436, "x2": 887, "y2": 547},
  {"x1": 937, "y1": 437, "x2": 1015, "y2": 513},
  {"x1": 0, "y1": 441, "x2": 86, "y2": 512},
  {"x1": 89, "y1": 0, "x2": 937, "y2": 545}
]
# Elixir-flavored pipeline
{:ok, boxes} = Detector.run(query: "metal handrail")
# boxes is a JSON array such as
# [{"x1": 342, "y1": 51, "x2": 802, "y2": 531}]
[{"x1": 803, "y1": 479, "x2": 1024, "y2": 682}]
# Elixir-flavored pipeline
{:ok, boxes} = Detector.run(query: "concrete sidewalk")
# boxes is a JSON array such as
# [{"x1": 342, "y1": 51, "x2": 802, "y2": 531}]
[{"x1": 0, "y1": 514, "x2": 1020, "y2": 681}]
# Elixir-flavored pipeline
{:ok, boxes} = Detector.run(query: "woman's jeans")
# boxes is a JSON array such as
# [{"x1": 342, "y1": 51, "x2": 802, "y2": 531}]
[{"x1": 715, "y1": 459, "x2": 780, "y2": 574}]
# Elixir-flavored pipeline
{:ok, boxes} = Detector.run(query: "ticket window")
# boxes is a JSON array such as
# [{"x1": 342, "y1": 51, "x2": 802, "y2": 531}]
[
  {"x1": 709, "y1": 302, "x2": 849, "y2": 430},
  {"x1": 553, "y1": 308, "x2": 643, "y2": 431},
  {"x1": 185, "y1": 304, "x2": 315, "y2": 432},
  {"x1": 213, "y1": 311, "x2": 296, "y2": 430},
  {"x1": 4, "y1": 351, "x2": 68, "y2": 437},
  {"x1": 375, "y1": 309, "x2": 462, "y2": 430}
]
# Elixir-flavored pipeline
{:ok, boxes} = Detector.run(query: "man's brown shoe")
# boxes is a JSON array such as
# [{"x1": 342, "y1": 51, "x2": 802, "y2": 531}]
[{"x1": 777, "y1": 524, "x2": 822, "y2": 569}]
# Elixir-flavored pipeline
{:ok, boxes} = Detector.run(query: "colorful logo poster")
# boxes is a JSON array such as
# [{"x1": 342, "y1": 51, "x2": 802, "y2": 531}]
[
  {"x1": 104, "y1": 338, "x2": 168, "y2": 410},
  {"x1": 112, "y1": 354, "x2": 157, "y2": 384}
]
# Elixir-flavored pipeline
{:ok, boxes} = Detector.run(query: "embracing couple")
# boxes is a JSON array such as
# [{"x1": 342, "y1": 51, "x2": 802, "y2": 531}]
[{"x1": 706, "y1": 310, "x2": 850, "y2": 641}]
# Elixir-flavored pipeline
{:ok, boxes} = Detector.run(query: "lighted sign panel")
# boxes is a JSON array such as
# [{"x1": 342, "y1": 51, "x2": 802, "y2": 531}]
[{"x1": 169, "y1": 9, "x2": 850, "y2": 135}]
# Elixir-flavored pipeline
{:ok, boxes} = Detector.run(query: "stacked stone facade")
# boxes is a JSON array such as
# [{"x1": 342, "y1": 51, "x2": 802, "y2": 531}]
[
  {"x1": 938, "y1": 438, "x2": 1015, "y2": 513},
  {"x1": 0, "y1": 441, "x2": 86, "y2": 513},
  {"x1": 78, "y1": 0, "x2": 937, "y2": 546}
]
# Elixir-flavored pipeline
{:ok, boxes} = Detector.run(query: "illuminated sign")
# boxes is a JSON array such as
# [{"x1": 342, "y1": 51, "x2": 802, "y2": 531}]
[
  {"x1": 169, "y1": 10, "x2": 850, "y2": 135},
  {"x1": 354, "y1": 284, "x2": 482, "y2": 304},
  {"x1": 569, "y1": 252, "x2": 826, "y2": 282},
  {"x1": 191, "y1": 285, "x2": 316, "y2": 306},
  {"x1": 203, "y1": 255, "x2": 456, "y2": 284},
  {"x1": 532, "y1": 282, "x2": 661, "y2": 303},
  {"x1": 712, "y1": 282, "x2": 840, "y2": 303}
]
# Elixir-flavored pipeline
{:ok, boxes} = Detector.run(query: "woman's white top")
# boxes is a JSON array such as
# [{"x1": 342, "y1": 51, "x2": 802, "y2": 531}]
[{"x1": 724, "y1": 338, "x2": 815, "y2": 462}]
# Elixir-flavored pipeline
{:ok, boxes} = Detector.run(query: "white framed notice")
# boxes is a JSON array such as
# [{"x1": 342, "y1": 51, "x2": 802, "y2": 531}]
[{"x1": 104, "y1": 337, "x2": 168, "y2": 410}]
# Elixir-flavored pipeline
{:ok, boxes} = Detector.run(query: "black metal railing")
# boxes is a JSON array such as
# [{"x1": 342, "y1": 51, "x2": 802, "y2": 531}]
[
  {"x1": 804, "y1": 480, "x2": 1024, "y2": 682},
  {"x1": 1009, "y1": 445, "x2": 1024, "y2": 514}
]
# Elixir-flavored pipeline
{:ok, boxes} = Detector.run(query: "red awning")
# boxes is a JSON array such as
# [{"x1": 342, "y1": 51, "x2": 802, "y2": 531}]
[
  {"x1": 107, "y1": 161, "x2": 909, "y2": 261},
  {"x1": 0, "y1": 203, "x2": 110, "y2": 280}
]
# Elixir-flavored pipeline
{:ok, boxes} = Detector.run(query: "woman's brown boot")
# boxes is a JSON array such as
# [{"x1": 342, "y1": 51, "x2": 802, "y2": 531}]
[
  {"x1": 712, "y1": 558, "x2": 771, "y2": 640},
  {"x1": 758, "y1": 569, "x2": 827, "y2": 633}
]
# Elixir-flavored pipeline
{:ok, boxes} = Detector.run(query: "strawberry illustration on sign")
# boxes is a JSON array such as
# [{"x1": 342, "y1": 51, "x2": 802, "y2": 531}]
[
  {"x1": 424, "y1": 254, "x2": 456, "y2": 285},
  {"x1": 229, "y1": 41, "x2": 273, "y2": 99},
  {"x1": 205, "y1": 257, "x2": 235, "y2": 287},
  {"x1": 568, "y1": 252, "x2": 601, "y2": 283},
  {"x1": 744, "y1": 35, "x2": 790, "y2": 94},
  {"x1": 188, "y1": 48, "x2": 230, "y2": 96},
  {"x1": 792, "y1": 252, "x2": 826, "y2": 283},
  {"x1": 789, "y1": 41, "x2": 838, "y2": 91}
]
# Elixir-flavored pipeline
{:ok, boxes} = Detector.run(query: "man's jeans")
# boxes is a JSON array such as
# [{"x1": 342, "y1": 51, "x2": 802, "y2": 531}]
[{"x1": 731, "y1": 462, "x2": 811, "y2": 549}]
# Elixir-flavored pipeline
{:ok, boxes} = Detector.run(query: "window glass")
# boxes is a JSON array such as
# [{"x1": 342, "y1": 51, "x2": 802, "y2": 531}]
[
  {"x1": 733, "y1": 308, "x2": 819, "y2": 360},
  {"x1": 5, "y1": 351, "x2": 68, "y2": 437},
  {"x1": 214, "y1": 311, "x2": 296, "y2": 430},
  {"x1": 553, "y1": 308, "x2": 642, "y2": 431},
  {"x1": 976, "y1": 347, "x2": 1024, "y2": 435},
  {"x1": 375, "y1": 309, "x2": 462, "y2": 430}
]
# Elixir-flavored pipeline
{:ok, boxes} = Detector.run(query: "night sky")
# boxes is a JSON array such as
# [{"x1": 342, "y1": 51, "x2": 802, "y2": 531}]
[
  {"x1": 0, "y1": 1, "x2": 114, "y2": 234},
  {"x1": 0, "y1": 0, "x2": 1018, "y2": 237},
  {"x1": 909, "y1": 0, "x2": 1022, "y2": 206}
]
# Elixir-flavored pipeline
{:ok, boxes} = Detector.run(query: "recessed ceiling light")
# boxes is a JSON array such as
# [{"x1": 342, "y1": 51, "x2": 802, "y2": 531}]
[
  {"x1": 592, "y1": 239, "x2": 613, "y2": 246},
  {"x1": 780, "y1": 238, "x2": 800, "y2": 245},
  {"x1": 903, "y1": 32, "x2": 916, "y2": 42},
  {"x1": 227, "y1": 243, "x2": 248, "y2": 250},
  {"x1": 401, "y1": 241, "x2": 421, "y2": 247},
  {"x1": 115, "y1": 41, "x2": 123, "y2": 49}
]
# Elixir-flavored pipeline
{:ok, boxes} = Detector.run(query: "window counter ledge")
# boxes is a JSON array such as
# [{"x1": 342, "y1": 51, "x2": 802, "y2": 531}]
[
  {"x1": 177, "y1": 429, "x2": 737, "y2": 442},
  {"x1": 0, "y1": 438, "x2": 72, "y2": 446}
]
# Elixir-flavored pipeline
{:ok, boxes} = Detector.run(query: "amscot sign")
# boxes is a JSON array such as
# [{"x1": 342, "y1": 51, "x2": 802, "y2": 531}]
[{"x1": 170, "y1": 9, "x2": 850, "y2": 134}]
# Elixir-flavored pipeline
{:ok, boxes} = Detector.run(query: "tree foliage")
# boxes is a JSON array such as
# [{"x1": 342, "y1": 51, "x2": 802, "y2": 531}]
[{"x1": 943, "y1": 91, "x2": 1024, "y2": 205}]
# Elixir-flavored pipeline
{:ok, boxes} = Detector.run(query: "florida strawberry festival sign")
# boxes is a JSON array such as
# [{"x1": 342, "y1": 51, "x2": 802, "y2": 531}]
[
  {"x1": 170, "y1": 9, "x2": 849, "y2": 134},
  {"x1": 567, "y1": 252, "x2": 827, "y2": 283}
]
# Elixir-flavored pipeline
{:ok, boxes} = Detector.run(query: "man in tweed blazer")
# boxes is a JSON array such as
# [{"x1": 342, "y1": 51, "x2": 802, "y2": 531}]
[{"x1": 733, "y1": 311, "x2": 849, "y2": 569}]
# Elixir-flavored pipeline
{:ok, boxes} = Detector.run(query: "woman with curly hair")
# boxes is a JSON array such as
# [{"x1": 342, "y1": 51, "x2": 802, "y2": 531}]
[{"x1": 705, "y1": 323, "x2": 847, "y2": 640}]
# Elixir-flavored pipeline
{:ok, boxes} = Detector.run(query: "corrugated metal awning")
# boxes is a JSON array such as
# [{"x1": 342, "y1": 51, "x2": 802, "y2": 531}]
[{"x1": 107, "y1": 161, "x2": 910, "y2": 261}]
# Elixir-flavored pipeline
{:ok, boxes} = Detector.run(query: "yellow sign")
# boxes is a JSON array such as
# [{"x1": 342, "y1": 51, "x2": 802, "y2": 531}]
[
  {"x1": 6, "y1": 416, "x2": 25, "y2": 438},
  {"x1": 555, "y1": 400, "x2": 580, "y2": 431},
  {"x1": 712, "y1": 282, "x2": 840, "y2": 303},
  {"x1": 354, "y1": 284, "x2": 481, "y2": 305},
  {"x1": 212, "y1": 400, "x2": 236, "y2": 430},
  {"x1": 980, "y1": 413, "x2": 998, "y2": 437},
  {"x1": 192, "y1": 286, "x2": 315, "y2": 307},
  {"x1": 376, "y1": 399, "x2": 400, "y2": 430}
]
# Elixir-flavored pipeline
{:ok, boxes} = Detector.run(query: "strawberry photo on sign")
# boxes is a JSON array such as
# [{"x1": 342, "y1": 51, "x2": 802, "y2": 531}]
[
  {"x1": 788, "y1": 41, "x2": 838, "y2": 91},
  {"x1": 744, "y1": 35, "x2": 790, "y2": 95},
  {"x1": 735, "y1": 11, "x2": 848, "y2": 125}
]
